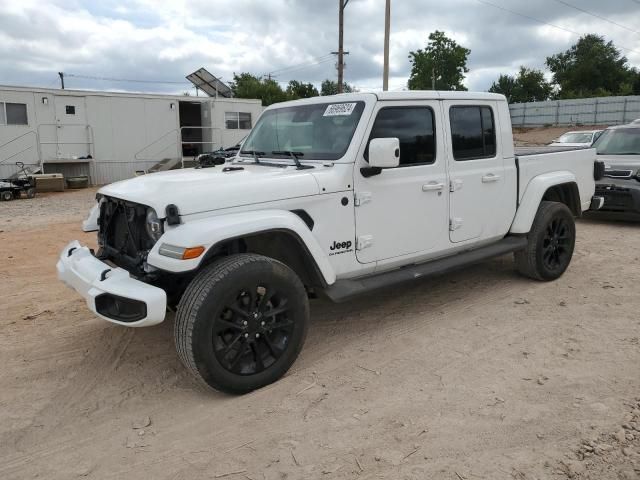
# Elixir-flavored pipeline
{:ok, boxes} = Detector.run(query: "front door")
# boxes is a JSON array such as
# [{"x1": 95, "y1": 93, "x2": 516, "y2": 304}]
[
  {"x1": 443, "y1": 102, "x2": 506, "y2": 243},
  {"x1": 354, "y1": 102, "x2": 448, "y2": 264}
]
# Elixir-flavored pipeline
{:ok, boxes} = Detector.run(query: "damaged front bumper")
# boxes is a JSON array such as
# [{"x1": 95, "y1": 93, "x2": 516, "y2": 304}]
[{"x1": 57, "y1": 241, "x2": 167, "y2": 327}]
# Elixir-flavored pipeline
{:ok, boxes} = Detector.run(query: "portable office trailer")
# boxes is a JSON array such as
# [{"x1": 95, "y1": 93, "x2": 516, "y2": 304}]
[{"x1": 0, "y1": 85, "x2": 263, "y2": 184}]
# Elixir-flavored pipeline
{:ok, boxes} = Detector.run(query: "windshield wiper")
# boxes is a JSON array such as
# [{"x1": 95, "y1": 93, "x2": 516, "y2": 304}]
[
  {"x1": 272, "y1": 151, "x2": 314, "y2": 170},
  {"x1": 240, "y1": 150, "x2": 265, "y2": 164}
]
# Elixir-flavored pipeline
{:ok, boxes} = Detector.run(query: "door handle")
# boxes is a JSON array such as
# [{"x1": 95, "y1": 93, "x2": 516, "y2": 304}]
[
  {"x1": 482, "y1": 174, "x2": 501, "y2": 183},
  {"x1": 422, "y1": 182, "x2": 445, "y2": 192}
]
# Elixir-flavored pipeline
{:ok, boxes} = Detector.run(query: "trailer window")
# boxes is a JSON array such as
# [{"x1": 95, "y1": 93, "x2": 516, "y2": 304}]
[
  {"x1": 5, "y1": 103, "x2": 28, "y2": 125},
  {"x1": 66, "y1": 105, "x2": 76, "y2": 115},
  {"x1": 225, "y1": 112, "x2": 252, "y2": 130},
  {"x1": 450, "y1": 106, "x2": 496, "y2": 160}
]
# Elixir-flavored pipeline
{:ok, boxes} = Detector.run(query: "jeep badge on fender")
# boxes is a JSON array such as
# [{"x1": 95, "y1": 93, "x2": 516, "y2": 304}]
[{"x1": 330, "y1": 240, "x2": 352, "y2": 251}]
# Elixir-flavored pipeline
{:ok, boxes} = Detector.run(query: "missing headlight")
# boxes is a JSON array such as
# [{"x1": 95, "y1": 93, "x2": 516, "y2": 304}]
[{"x1": 145, "y1": 209, "x2": 164, "y2": 242}]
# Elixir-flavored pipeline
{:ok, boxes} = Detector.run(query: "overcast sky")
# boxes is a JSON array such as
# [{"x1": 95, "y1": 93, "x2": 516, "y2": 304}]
[{"x1": 1, "y1": 0, "x2": 639, "y2": 95}]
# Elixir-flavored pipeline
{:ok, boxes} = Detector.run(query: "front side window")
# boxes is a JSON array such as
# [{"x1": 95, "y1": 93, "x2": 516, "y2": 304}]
[
  {"x1": 367, "y1": 107, "x2": 436, "y2": 166},
  {"x1": 450, "y1": 106, "x2": 496, "y2": 160},
  {"x1": 2, "y1": 103, "x2": 28, "y2": 125},
  {"x1": 241, "y1": 101, "x2": 366, "y2": 161},
  {"x1": 225, "y1": 112, "x2": 252, "y2": 130}
]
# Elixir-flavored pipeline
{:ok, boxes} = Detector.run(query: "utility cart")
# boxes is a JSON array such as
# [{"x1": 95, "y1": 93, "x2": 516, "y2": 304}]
[{"x1": 0, "y1": 162, "x2": 37, "y2": 201}]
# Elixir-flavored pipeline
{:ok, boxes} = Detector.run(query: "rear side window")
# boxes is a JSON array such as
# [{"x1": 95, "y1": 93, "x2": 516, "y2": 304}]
[
  {"x1": 368, "y1": 107, "x2": 436, "y2": 166},
  {"x1": 450, "y1": 106, "x2": 496, "y2": 160}
]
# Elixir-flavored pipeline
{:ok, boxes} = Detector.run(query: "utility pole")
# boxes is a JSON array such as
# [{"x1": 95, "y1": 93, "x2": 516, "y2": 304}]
[
  {"x1": 335, "y1": 0, "x2": 349, "y2": 93},
  {"x1": 383, "y1": 0, "x2": 391, "y2": 91},
  {"x1": 58, "y1": 72, "x2": 65, "y2": 89},
  {"x1": 432, "y1": 66, "x2": 436, "y2": 91}
]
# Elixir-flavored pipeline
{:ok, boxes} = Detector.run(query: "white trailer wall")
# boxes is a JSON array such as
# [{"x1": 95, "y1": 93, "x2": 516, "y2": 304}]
[
  {"x1": 0, "y1": 85, "x2": 263, "y2": 184},
  {"x1": 0, "y1": 89, "x2": 40, "y2": 179}
]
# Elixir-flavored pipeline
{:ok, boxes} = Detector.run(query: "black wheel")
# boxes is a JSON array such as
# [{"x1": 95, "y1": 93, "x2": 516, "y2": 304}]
[
  {"x1": 1, "y1": 191, "x2": 13, "y2": 201},
  {"x1": 175, "y1": 254, "x2": 309, "y2": 394},
  {"x1": 26, "y1": 187, "x2": 36, "y2": 199},
  {"x1": 515, "y1": 201, "x2": 576, "y2": 281}
]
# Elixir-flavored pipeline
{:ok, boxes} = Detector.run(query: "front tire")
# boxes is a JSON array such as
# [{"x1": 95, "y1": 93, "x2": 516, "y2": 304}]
[
  {"x1": 515, "y1": 201, "x2": 576, "y2": 281},
  {"x1": 175, "y1": 254, "x2": 310, "y2": 394}
]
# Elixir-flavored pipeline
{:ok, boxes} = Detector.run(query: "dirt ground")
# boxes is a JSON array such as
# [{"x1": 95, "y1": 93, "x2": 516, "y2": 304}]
[{"x1": 1, "y1": 160, "x2": 639, "y2": 480}]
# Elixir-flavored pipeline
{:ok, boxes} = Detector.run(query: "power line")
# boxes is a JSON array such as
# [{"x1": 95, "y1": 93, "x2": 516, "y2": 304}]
[
  {"x1": 64, "y1": 73, "x2": 190, "y2": 85},
  {"x1": 475, "y1": 0, "x2": 640, "y2": 56},
  {"x1": 269, "y1": 58, "x2": 335, "y2": 79},
  {"x1": 266, "y1": 54, "x2": 334, "y2": 77},
  {"x1": 552, "y1": 0, "x2": 640, "y2": 35}
]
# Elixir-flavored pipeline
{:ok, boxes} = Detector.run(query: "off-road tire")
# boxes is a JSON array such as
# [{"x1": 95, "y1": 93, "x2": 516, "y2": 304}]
[
  {"x1": 26, "y1": 187, "x2": 36, "y2": 199},
  {"x1": 515, "y1": 201, "x2": 576, "y2": 281},
  {"x1": 175, "y1": 254, "x2": 310, "y2": 394},
  {"x1": 1, "y1": 191, "x2": 13, "y2": 201}
]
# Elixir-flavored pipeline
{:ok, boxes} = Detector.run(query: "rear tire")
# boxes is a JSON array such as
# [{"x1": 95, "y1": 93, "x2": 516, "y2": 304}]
[
  {"x1": 1, "y1": 191, "x2": 13, "y2": 201},
  {"x1": 26, "y1": 187, "x2": 36, "y2": 199},
  {"x1": 175, "y1": 254, "x2": 309, "y2": 394},
  {"x1": 515, "y1": 201, "x2": 576, "y2": 281}
]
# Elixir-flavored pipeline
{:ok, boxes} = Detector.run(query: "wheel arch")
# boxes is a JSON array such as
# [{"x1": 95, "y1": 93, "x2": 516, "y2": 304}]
[
  {"x1": 147, "y1": 209, "x2": 336, "y2": 287},
  {"x1": 510, "y1": 172, "x2": 580, "y2": 234},
  {"x1": 201, "y1": 229, "x2": 329, "y2": 289}
]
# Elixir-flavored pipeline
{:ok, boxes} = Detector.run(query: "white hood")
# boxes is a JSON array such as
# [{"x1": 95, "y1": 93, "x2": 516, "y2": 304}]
[{"x1": 98, "y1": 164, "x2": 320, "y2": 217}]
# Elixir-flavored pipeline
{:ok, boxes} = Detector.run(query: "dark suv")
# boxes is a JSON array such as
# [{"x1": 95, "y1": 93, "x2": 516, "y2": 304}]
[{"x1": 593, "y1": 120, "x2": 640, "y2": 220}]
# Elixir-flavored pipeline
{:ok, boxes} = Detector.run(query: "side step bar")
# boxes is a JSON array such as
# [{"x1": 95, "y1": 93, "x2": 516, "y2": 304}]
[{"x1": 324, "y1": 236, "x2": 528, "y2": 303}]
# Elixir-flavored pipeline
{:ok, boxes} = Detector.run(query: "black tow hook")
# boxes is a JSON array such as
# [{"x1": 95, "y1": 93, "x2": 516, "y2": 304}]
[
  {"x1": 68, "y1": 247, "x2": 77, "y2": 257},
  {"x1": 100, "y1": 269, "x2": 111, "y2": 282}
]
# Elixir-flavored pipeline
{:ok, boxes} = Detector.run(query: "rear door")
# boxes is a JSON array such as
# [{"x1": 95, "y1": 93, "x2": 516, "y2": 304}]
[{"x1": 443, "y1": 102, "x2": 506, "y2": 243}]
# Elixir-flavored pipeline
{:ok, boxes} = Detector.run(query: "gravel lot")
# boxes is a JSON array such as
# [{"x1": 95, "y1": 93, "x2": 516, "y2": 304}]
[{"x1": 0, "y1": 139, "x2": 639, "y2": 479}]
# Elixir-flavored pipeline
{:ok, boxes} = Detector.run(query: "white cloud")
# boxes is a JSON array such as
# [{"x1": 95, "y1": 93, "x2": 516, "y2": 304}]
[{"x1": 0, "y1": 0, "x2": 638, "y2": 93}]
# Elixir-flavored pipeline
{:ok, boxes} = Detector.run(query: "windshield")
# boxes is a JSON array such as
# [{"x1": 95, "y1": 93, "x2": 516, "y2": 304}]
[
  {"x1": 240, "y1": 101, "x2": 366, "y2": 161},
  {"x1": 594, "y1": 128, "x2": 640, "y2": 155},
  {"x1": 557, "y1": 132, "x2": 593, "y2": 144}
]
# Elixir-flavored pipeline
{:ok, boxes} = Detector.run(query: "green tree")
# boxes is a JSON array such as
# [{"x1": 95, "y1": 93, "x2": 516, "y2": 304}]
[
  {"x1": 546, "y1": 34, "x2": 634, "y2": 99},
  {"x1": 489, "y1": 74, "x2": 517, "y2": 102},
  {"x1": 286, "y1": 80, "x2": 319, "y2": 99},
  {"x1": 230, "y1": 73, "x2": 289, "y2": 106},
  {"x1": 320, "y1": 79, "x2": 355, "y2": 96},
  {"x1": 408, "y1": 31, "x2": 470, "y2": 91},
  {"x1": 490, "y1": 67, "x2": 552, "y2": 103}
]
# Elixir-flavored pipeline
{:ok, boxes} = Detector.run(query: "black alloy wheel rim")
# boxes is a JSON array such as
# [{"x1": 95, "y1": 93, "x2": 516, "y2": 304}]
[
  {"x1": 212, "y1": 285, "x2": 294, "y2": 375},
  {"x1": 542, "y1": 216, "x2": 571, "y2": 270}
]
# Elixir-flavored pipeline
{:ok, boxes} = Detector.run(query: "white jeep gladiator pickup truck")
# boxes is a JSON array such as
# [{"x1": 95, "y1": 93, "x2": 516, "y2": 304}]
[{"x1": 58, "y1": 91, "x2": 604, "y2": 394}]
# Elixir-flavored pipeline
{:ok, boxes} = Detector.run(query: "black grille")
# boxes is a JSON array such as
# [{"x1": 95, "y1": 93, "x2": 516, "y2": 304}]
[
  {"x1": 604, "y1": 170, "x2": 633, "y2": 179},
  {"x1": 98, "y1": 197, "x2": 155, "y2": 272}
]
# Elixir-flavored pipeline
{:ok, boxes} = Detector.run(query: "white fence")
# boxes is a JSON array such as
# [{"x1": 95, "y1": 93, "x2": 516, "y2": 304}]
[{"x1": 509, "y1": 95, "x2": 640, "y2": 127}]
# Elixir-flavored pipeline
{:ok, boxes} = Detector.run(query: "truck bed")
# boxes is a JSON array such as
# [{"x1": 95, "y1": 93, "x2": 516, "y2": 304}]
[{"x1": 515, "y1": 146, "x2": 596, "y2": 212}]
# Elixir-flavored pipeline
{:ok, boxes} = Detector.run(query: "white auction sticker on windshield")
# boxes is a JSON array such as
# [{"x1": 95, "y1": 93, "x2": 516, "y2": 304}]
[{"x1": 324, "y1": 103, "x2": 357, "y2": 117}]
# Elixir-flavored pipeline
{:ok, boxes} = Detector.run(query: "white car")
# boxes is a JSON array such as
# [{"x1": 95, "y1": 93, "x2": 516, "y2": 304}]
[
  {"x1": 549, "y1": 130, "x2": 603, "y2": 148},
  {"x1": 58, "y1": 91, "x2": 604, "y2": 394}
]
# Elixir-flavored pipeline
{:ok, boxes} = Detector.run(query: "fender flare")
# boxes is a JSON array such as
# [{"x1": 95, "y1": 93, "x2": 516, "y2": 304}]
[
  {"x1": 147, "y1": 209, "x2": 336, "y2": 284},
  {"x1": 510, "y1": 171, "x2": 577, "y2": 234}
]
